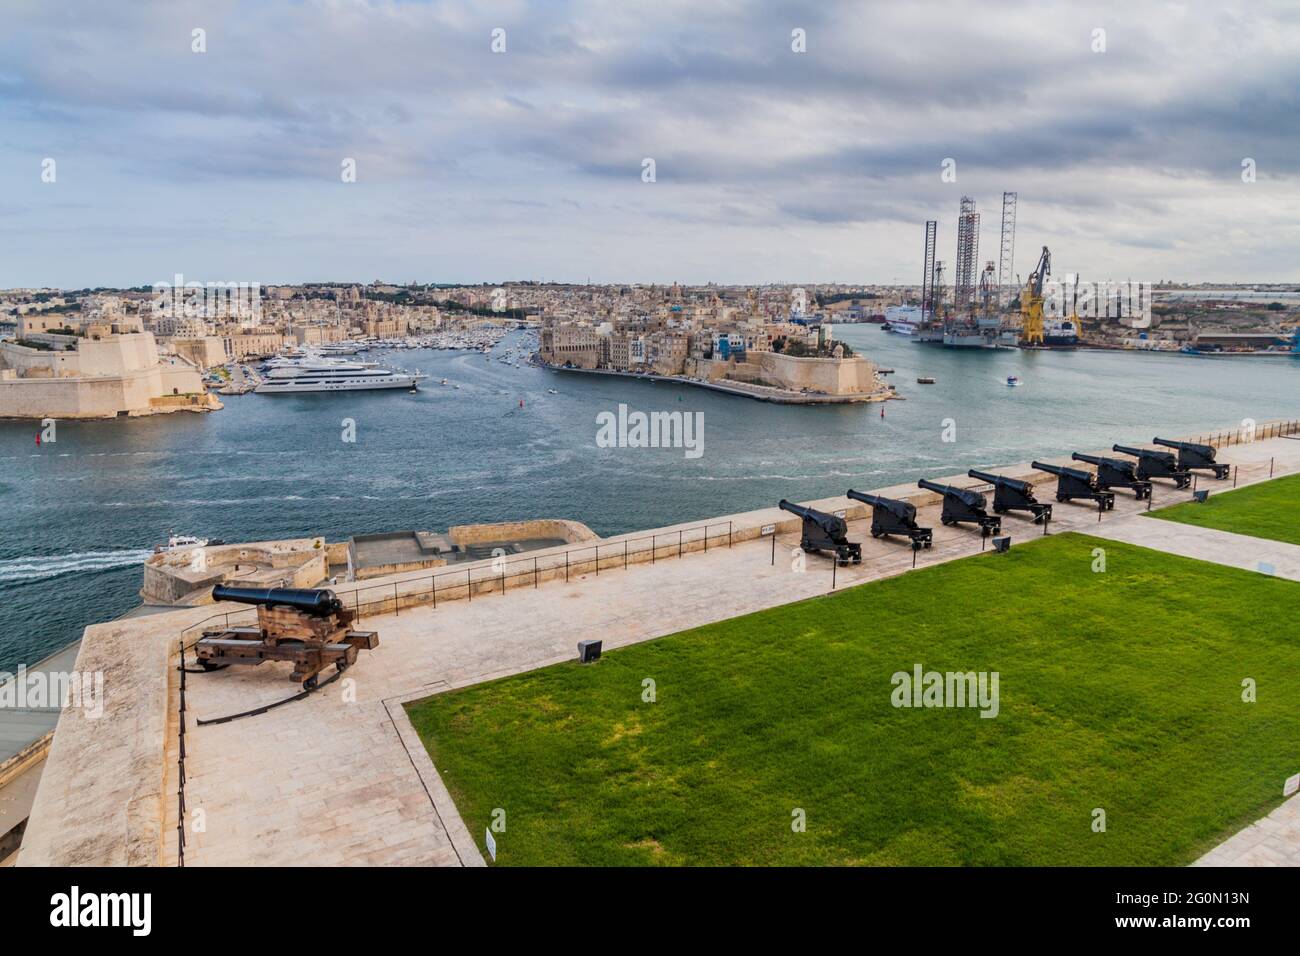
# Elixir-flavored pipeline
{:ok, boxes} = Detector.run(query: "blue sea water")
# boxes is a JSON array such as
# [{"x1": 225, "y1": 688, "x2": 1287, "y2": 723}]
[{"x1": 1, "y1": 327, "x2": 1295, "y2": 671}]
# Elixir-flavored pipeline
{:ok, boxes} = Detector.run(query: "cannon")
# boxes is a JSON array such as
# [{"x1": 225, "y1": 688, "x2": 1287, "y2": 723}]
[
  {"x1": 1071, "y1": 453, "x2": 1152, "y2": 499},
  {"x1": 1031, "y1": 461, "x2": 1115, "y2": 511},
  {"x1": 846, "y1": 489, "x2": 933, "y2": 549},
  {"x1": 1112, "y1": 444, "x2": 1193, "y2": 488},
  {"x1": 200, "y1": 584, "x2": 378, "y2": 688},
  {"x1": 779, "y1": 499, "x2": 862, "y2": 565},
  {"x1": 1153, "y1": 437, "x2": 1230, "y2": 479},
  {"x1": 916, "y1": 479, "x2": 1001, "y2": 535},
  {"x1": 967, "y1": 469, "x2": 1052, "y2": 523},
  {"x1": 211, "y1": 584, "x2": 343, "y2": 616}
]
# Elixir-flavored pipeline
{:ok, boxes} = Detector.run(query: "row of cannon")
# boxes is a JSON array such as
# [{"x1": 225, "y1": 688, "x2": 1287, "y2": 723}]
[{"x1": 778, "y1": 438, "x2": 1229, "y2": 563}]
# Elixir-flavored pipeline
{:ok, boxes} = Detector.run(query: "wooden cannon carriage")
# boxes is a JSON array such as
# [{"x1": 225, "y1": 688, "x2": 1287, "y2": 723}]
[{"x1": 196, "y1": 585, "x2": 379, "y2": 689}]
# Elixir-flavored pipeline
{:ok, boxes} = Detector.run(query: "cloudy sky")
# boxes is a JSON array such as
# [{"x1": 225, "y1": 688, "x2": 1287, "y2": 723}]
[{"x1": 2, "y1": 0, "x2": 1298, "y2": 288}]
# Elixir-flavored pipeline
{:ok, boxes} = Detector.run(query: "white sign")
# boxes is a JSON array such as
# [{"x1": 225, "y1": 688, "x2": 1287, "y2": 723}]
[
  {"x1": 1285, "y1": 773, "x2": 1300, "y2": 798},
  {"x1": 760, "y1": 524, "x2": 776, "y2": 536},
  {"x1": 485, "y1": 827, "x2": 497, "y2": 861}
]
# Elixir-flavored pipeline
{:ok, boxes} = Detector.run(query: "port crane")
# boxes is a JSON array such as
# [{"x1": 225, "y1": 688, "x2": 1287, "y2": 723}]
[{"x1": 1020, "y1": 245, "x2": 1051, "y2": 345}]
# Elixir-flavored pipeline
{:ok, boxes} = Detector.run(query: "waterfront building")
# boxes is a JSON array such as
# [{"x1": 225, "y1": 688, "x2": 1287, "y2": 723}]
[{"x1": 0, "y1": 331, "x2": 217, "y2": 419}]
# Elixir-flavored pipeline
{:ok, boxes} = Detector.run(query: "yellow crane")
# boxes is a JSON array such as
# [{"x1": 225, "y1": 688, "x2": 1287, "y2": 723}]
[{"x1": 1020, "y1": 246, "x2": 1051, "y2": 345}]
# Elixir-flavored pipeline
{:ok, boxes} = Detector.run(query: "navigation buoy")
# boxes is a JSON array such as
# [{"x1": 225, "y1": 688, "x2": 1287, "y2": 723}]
[
  {"x1": 880, "y1": 405, "x2": 885, "y2": 419},
  {"x1": 519, "y1": 399, "x2": 524, "y2": 408},
  {"x1": 35, "y1": 432, "x2": 41, "y2": 445}
]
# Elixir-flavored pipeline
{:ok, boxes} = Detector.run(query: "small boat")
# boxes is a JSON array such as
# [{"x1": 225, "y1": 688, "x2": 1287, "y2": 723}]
[
  {"x1": 1006, "y1": 376, "x2": 1021, "y2": 387},
  {"x1": 547, "y1": 388, "x2": 558, "y2": 395},
  {"x1": 440, "y1": 378, "x2": 449, "y2": 386},
  {"x1": 154, "y1": 533, "x2": 223, "y2": 554},
  {"x1": 917, "y1": 376, "x2": 936, "y2": 385}
]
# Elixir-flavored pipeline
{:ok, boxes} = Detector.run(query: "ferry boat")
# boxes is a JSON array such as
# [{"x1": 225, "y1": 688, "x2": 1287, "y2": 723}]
[
  {"x1": 255, "y1": 362, "x2": 426, "y2": 394},
  {"x1": 1041, "y1": 318, "x2": 1080, "y2": 349},
  {"x1": 883, "y1": 305, "x2": 923, "y2": 335}
]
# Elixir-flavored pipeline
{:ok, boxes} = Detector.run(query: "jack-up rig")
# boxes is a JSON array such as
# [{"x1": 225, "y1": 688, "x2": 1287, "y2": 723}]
[{"x1": 914, "y1": 193, "x2": 1079, "y2": 349}]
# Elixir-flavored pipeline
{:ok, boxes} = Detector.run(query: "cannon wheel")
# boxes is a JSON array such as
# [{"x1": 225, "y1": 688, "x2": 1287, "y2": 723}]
[
  {"x1": 199, "y1": 660, "x2": 230, "y2": 672},
  {"x1": 303, "y1": 674, "x2": 319, "y2": 691},
  {"x1": 1056, "y1": 494, "x2": 1067, "y2": 503},
  {"x1": 871, "y1": 530, "x2": 882, "y2": 538}
]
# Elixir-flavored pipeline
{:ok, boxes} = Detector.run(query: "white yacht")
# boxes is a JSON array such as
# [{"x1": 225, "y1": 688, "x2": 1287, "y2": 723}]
[{"x1": 255, "y1": 362, "x2": 426, "y2": 394}]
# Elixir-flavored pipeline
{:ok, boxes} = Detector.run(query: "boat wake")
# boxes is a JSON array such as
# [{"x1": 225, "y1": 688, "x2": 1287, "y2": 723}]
[{"x1": 0, "y1": 549, "x2": 153, "y2": 584}]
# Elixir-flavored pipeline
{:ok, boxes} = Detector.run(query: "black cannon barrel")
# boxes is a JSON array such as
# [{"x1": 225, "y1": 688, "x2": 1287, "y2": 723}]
[
  {"x1": 1114, "y1": 444, "x2": 1177, "y2": 463},
  {"x1": 847, "y1": 488, "x2": 915, "y2": 520},
  {"x1": 1112, "y1": 444, "x2": 1147, "y2": 457},
  {"x1": 1073, "y1": 452, "x2": 1136, "y2": 472},
  {"x1": 1031, "y1": 460, "x2": 1091, "y2": 481},
  {"x1": 779, "y1": 499, "x2": 846, "y2": 532},
  {"x1": 1159, "y1": 439, "x2": 1206, "y2": 455},
  {"x1": 918, "y1": 479, "x2": 986, "y2": 509},
  {"x1": 779, "y1": 498, "x2": 812, "y2": 518},
  {"x1": 212, "y1": 584, "x2": 343, "y2": 616},
  {"x1": 1153, "y1": 437, "x2": 1217, "y2": 459},
  {"x1": 967, "y1": 469, "x2": 1032, "y2": 494}
]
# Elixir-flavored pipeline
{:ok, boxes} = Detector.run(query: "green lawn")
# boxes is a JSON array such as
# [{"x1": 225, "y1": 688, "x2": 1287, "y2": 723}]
[
  {"x1": 1144, "y1": 472, "x2": 1300, "y2": 546},
  {"x1": 406, "y1": 532, "x2": 1300, "y2": 866}
]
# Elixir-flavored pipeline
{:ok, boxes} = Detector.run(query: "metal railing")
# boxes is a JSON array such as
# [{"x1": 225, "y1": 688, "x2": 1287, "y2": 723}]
[
  {"x1": 1189, "y1": 419, "x2": 1299, "y2": 448},
  {"x1": 176, "y1": 640, "x2": 188, "y2": 867},
  {"x1": 178, "y1": 519, "x2": 734, "y2": 649}
]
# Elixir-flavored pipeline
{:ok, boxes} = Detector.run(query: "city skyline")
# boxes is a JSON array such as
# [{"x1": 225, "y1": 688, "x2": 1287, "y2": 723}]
[{"x1": 3, "y1": 0, "x2": 1299, "y2": 288}]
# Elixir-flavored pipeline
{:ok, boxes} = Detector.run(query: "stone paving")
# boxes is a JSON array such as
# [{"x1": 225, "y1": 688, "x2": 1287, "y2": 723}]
[{"x1": 168, "y1": 436, "x2": 1300, "y2": 867}]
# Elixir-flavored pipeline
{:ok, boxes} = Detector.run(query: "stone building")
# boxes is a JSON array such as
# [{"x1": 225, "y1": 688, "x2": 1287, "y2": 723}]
[{"x1": 0, "y1": 332, "x2": 218, "y2": 419}]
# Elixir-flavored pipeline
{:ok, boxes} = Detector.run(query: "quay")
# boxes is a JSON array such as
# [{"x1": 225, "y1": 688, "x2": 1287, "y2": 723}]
[
  {"x1": 535, "y1": 359, "x2": 895, "y2": 404},
  {"x1": 11, "y1": 421, "x2": 1300, "y2": 866}
]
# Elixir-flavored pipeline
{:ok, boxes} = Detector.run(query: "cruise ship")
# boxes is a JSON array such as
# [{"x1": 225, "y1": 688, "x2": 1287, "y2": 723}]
[{"x1": 255, "y1": 362, "x2": 425, "y2": 394}]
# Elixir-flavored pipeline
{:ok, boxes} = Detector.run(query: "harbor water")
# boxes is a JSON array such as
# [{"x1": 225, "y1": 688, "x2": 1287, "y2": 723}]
[{"x1": 1, "y1": 326, "x2": 1296, "y2": 671}]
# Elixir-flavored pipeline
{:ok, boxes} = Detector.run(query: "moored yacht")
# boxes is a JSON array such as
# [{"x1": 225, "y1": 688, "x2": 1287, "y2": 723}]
[{"x1": 255, "y1": 362, "x2": 426, "y2": 393}]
